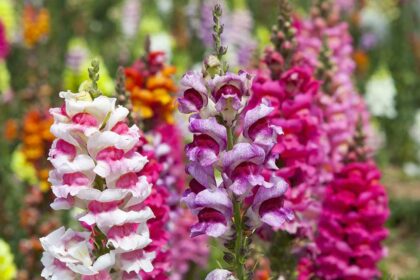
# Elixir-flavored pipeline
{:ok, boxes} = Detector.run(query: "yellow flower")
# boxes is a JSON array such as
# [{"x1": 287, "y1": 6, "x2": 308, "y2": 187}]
[
  {"x1": 153, "y1": 88, "x2": 172, "y2": 105},
  {"x1": 11, "y1": 148, "x2": 38, "y2": 185},
  {"x1": 0, "y1": 0, "x2": 16, "y2": 40},
  {"x1": 0, "y1": 239, "x2": 17, "y2": 280}
]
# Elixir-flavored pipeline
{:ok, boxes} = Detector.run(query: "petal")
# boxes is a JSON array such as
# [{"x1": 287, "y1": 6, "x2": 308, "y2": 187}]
[
  {"x1": 222, "y1": 143, "x2": 265, "y2": 175},
  {"x1": 188, "y1": 116, "x2": 227, "y2": 150}
]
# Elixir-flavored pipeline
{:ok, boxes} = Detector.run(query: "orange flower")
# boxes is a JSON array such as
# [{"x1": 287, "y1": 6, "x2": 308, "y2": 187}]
[
  {"x1": 353, "y1": 49, "x2": 369, "y2": 75},
  {"x1": 4, "y1": 119, "x2": 18, "y2": 141},
  {"x1": 23, "y1": 5, "x2": 50, "y2": 48},
  {"x1": 126, "y1": 60, "x2": 178, "y2": 124},
  {"x1": 21, "y1": 109, "x2": 53, "y2": 191}
]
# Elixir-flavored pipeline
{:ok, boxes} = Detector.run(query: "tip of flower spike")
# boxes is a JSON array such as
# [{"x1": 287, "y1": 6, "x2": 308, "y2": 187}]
[
  {"x1": 115, "y1": 66, "x2": 137, "y2": 125},
  {"x1": 268, "y1": 0, "x2": 296, "y2": 71},
  {"x1": 115, "y1": 66, "x2": 127, "y2": 102},
  {"x1": 87, "y1": 58, "x2": 102, "y2": 98},
  {"x1": 204, "y1": 3, "x2": 228, "y2": 77},
  {"x1": 316, "y1": 37, "x2": 335, "y2": 92},
  {"x1": 311, "y1": 0, "x2": 339, "y2": 24},
  {"x1": 344, "y1": 116, "x2": 370, "y2": 163}
]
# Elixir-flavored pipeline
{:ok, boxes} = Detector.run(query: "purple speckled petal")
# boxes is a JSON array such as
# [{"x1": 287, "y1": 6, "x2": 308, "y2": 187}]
[
  {"x1": 260, "y1": 205, "x2": 294, "y2": 230},
  {"x1": 178, "y1": 71, "x2": 208, "y2": 114},
  {"x1": 186, "y1": 134, "x2": 221, "y2": 166},
  {"x1": 243, "y1": 100, "x2": 274, "y2": 139},
  {"x1": 191, "y1": 207, "x2": 229, "y2": 238},
  {"x1": 214, "y1": 94, "x2": 242, "y2": 112},
  {"x1": 249, "y1": 176, "x2": 293, "y2": 230},
  {"x1": 209, "y1": 71, "x2": 251, "y2": 98},
  {"x1": 194, "y1": 188, "x2": 233, "y2": 215},
  {"x1": 222, "y1": 143, "x2": 265, "y2": 174},
  {"x1": 205, "y1": 269, "x2": 236, "y2": 280},
  {"x1": 208, "y1": 71, "x2": 251, "y2": 113},
  {"x1": 229, "y1": 174, "x2": 266, "y2": 197},
  {"x1": 186, "y1": 162, "x2": 217, "y2": 189},
  {"x1": 243, "y1": 100, "x2": 282, "y2": 152},
  {"x1": 189, "y1": 115, "x2": 227, "y2": 150}
]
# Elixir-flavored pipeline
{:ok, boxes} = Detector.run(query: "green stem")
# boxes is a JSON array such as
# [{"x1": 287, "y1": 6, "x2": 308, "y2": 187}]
[
  {"x1": 226, "y1": 125, "x2": 246, "y2": 279},
  {"x1": 227, "y1": 126, "x2": 234, "y2": 151},
  {"x1": 233, "y1": 199, "x2": 245, "y2": 280}
]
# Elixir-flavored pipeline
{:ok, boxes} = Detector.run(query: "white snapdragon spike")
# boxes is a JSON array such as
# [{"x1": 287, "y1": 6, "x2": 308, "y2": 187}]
[
  {"x1": 365, "y1": 68, "x2": 397, "y2": 119},
  {"x1": 42, "y1": 89, "x2": 156, "y2": 278}
]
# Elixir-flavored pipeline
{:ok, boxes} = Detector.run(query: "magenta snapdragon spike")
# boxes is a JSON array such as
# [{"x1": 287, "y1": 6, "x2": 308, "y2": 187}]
[
  {"x1": 0, "y1": 20, "x2": 9, "y2": 59},
  {"x1": 40, "y1": 61, "x2": 157, "y2": 279},
  {"x1": 249, "y1": 66, "x2": 323, "y2": 237},
  {"x1": 178, "y1": 5, "x2": 291, "y2": 279},
  {"x1": 298, "y1": 126, "x2": 389, "y2": 280},
  {"x1": 135, "y1": 138, "x2": 170, "y2": 280},
  {"x1": 247, "y1": 0, "x2": 324, "y2": 238}
]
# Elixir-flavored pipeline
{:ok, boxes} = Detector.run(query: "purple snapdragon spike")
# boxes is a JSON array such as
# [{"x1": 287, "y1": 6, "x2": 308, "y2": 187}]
[{"x1": 177, "y1": 4, "x2": 292, "y2": 280}]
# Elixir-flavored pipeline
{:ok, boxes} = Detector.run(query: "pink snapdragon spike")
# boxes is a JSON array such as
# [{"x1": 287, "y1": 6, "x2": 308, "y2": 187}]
[
  {"x1": 168, "y1": 208, "x2": 209, "y2": 280},
  {"x1": 41, "y1": 61, "x2": 157, "y2": 279},
  {"x1": 178, "y1": 5, "x2": 291, "y2": 279},
  {"x1": 295, "y1": 0, "x2": 373, "y2": 174}
]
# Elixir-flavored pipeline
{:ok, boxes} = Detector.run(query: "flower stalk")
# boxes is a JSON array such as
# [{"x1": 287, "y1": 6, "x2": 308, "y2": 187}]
[
  {"x1": 178, "y1": 4, "x2": 292, "y2": 280},
  {"x1": 232, "y1": 199, "x2": 245, "y2": 279}
]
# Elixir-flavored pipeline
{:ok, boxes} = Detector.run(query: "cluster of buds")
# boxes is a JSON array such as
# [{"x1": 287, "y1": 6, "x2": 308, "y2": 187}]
[
  {"x1": 189, "y1": 0, "x2": 257, "y2": 68},
  {"x1": 124, "y1": 44, "x2": 177, "y2": 126},
  {"x1": 178, "y1": 5, "x2": 292, "y2": 279},
  {"x1": 40, "y1": 61, "x2": 157, "y2": 279},
  {"x1": 22, "y1": 4, "x2": 50, "y2": 48},
  {"x1": 268, "y1": 0, "x2": 296, "y2": 72}
]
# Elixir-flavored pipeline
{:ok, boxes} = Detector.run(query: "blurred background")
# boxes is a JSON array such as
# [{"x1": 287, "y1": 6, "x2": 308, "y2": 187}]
[{"x1": 0, "y1": 0, "x2": 419, "y2": 279}]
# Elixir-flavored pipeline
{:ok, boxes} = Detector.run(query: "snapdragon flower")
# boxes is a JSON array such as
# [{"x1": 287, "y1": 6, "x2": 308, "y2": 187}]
[
  {"x1": 41, "y1": 61, "x2": 156, "y2": 279},
  {"x1": 178, "y1": 5, "x2": 291, "y2": 279}
]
